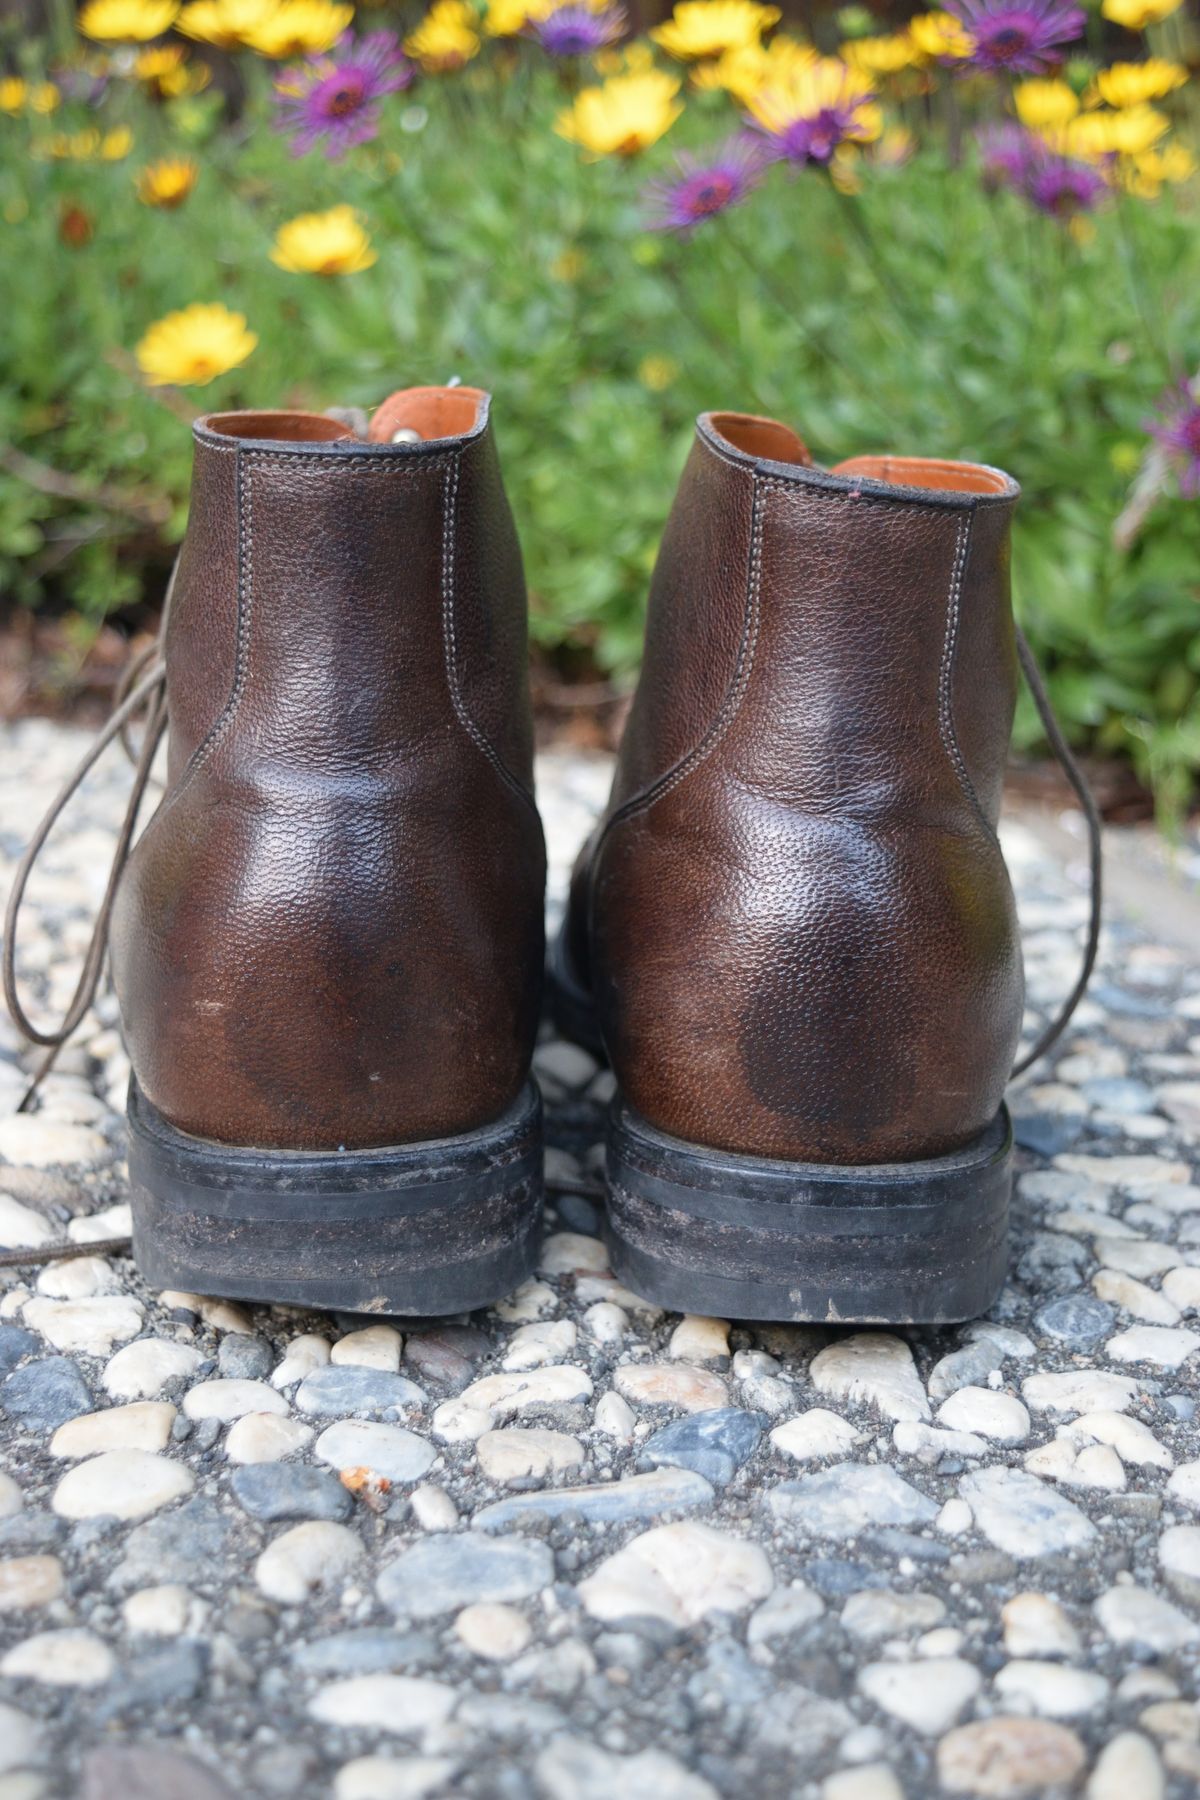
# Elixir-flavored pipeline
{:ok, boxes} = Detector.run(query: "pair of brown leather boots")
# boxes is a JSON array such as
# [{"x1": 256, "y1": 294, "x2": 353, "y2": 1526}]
[{"x1": 6, "y1": 385, "x2": 1098, "y2": 1324}]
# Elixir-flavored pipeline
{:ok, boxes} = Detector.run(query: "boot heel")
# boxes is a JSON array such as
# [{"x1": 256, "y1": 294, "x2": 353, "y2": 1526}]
[
  {"x1": 127, "y1": 1080, "x2": 543, "y2": 1315},
  {"x1": 605, "y1": 1101, "x2": 1011, "y2": 1325}
]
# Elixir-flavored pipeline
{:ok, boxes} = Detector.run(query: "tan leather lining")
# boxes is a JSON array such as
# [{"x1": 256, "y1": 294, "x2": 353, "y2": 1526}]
[
  {"x1": 710, "y1": 412, "x2": 812, "y2": 467},
  {"x1": 368, "y1": 386, "x2": 486, "y2": 444},
  {"x1": 206, "y1": 411, "x2": 355, "y2": 443},
  {"x1": 832, "y1": 455, "x2": 1010, "y2": 496}
]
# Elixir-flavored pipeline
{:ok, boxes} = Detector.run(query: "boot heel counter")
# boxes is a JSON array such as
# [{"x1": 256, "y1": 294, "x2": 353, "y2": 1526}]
[
  {"x1": 112, "y1": 777, "x2": 545, "y2": 1151},
  {"x1": 594, "y1": 806, "x2": 1023, "y2": 1165}
]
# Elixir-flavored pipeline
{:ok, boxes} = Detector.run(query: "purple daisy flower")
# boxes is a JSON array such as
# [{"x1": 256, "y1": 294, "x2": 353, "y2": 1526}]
[
  {"x1": 977, "y1": 124, "x2": 1107, "y2": 219},
  {"x1": 1024, "y1": 155, "x2": 1107, "y2": 217},
  {"x1": 531, "y1": 4, "x2": 626, "y2": 57},
  {"x1": 1149, "y1": 379, "x2": 1200, "y2": 498},
  {"x1": 949, "y1": 0, "x2": 1084, "y2": 74},
  {"x1": 757, "y1": 107, "x2": 864, "y2": 166},
  {"x1": 643, "y1": 137, "x2": 763, "y2": 234},
  {"x1": 977, "y1": 121, "x2": 1032, "y2": 186},
  {"x1": 274, "y1": 30, "x2": 414, "y2": 160}
]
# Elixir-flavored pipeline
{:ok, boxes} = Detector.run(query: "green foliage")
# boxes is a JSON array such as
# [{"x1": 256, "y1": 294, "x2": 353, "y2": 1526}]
[{"x1": 0, "y1": 31, "x2": 1199, "y2": 807}]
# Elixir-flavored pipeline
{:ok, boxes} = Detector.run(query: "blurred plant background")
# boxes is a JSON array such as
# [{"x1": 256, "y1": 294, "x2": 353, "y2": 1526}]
[{"x1": 0, "y1": 0, "x2": 1198, "y2": 810}]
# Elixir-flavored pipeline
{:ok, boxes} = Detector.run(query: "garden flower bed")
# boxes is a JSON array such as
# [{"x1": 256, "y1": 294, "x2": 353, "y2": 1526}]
[{"x1": 0, "y1": 0, "x2": 1197, "y2": 803}]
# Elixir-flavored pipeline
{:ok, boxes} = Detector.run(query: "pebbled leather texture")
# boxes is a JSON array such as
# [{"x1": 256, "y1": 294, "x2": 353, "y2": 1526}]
[
  {"x1": 566, "y1": 411, "x2": 1025, "y2": 1166},
  {"x1": 110, "y1": 392, "x2": 546, "y2": 1152}
]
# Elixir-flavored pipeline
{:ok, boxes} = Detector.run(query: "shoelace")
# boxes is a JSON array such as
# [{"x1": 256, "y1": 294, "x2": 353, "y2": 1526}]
[
  {"x1": 2, "y1": 562, "x2": 176, "y2": 1110},
  {"x1": 1, "y1": 593, "x2": 1100, "y2": 1115}
]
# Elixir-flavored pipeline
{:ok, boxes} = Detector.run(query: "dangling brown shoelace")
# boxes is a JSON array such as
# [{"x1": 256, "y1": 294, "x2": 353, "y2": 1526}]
[{"x1": 2, "y1": 561, "x2": 177, "y2": 1112}]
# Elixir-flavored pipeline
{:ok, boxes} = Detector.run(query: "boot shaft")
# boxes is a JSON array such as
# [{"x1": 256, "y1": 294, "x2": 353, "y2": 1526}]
[
  {"x1": 164, "y1": 394, "x2": 534, "y2": 791},
  {"x1": 585, "y1": 412, "x2": 1025, "y2": 1166},
  {"x1": 111, "y1": 391, "x2": 546, "y2": 1153},
  {"x1": 613, "y1": 413, "x2": 1020, "y2": 832}
]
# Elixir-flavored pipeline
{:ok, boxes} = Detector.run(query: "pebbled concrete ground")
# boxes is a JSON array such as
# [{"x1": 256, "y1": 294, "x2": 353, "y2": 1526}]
[{"x1": 1, "y1": 720, "x2": 1199, "y2": 1800}]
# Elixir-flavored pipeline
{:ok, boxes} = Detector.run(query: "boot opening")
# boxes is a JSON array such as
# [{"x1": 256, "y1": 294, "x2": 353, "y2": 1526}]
[
  {"x1": 710, "y1": 412, "x2": 812, "y2": 466},
  {"x1": 368, "y1": 386, "x2": 487, "y2": 444},
  {"x1": 832, "y1": 454, "x2": 1011, "y2": 496},
  {"x1": 205, "y1": 411, "x2": 357, "y2": 443}
]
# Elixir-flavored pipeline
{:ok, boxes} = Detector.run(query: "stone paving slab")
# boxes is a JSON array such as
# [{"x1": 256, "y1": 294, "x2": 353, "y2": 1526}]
[{"x1": 1, "y1": 718, "x2": 1199, "y2": 1799}]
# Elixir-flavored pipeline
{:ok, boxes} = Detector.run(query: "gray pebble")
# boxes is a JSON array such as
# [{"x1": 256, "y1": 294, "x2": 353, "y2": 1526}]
[
  {"x1": 230, "y1": 1462, "x2": 353, "y2": 1523},
  {"x1": 81, "y1": 1743, "x2": 235, "y2": 1800},
  {"x1": 1017, "y1": 1231, "x2": 1092, "y2": 1292},
  {"x1": 377, "y1": 1532, "x2": 553, "y2": 1619},
  {"x1": 1012, "y1": 1112, "x2": 1084, "y2": 1156},
  {"x1": 1, "y1": 1354, "x2": 92, "y2": 1429},
  {"x1": 1034, "y1": 1295, "x2": 1116, "y2": 1345},
  {"x1": 109, "y1": 1497, "x2": 232, "y2": 1592},
  {"x1": 805, "y1": 1560, "x2": 883, "y2": 1597},
  {"x1": 0, "y1": 1510, "x2": 65, "y2": 1552},
  {"x1": 251, "y1": 1746, "x2": 320, "y2": 1796},
  {"x1": 864, "y1": 1529, "x2": 950, "y2": 1562},
  {"x1": 217, "y1": 1333, "x2": 274, "y2": 1382},
  {"x1": 290, "y1": 1627, "x2": 435, "y2": 1674},
  {"x1": 768, "y1": 1463, "x2": 937, "y2": 1536},
  {"x1": 294, "y1": 1363, "x2": 425, "y2": 1418},
  {"x1": 928, "y1": 1340, "x2": 1004, "y2": 1399},
  {"x1": 641, "y1": 1407, "x2": 763, "y2": 1486},
  {"x1": 0, "y1": 1323, "x2": 38, "y2": 1376},
  {"x1": 1081, "y1": 1076, "x2": 1157, "y2": 1113},
  {"x1": 95, "y1": 1642, "x2": 209, "y2": 1719},
  {"x1": 474, "y1": 1467, "x2": 713, "y2": 1531}
]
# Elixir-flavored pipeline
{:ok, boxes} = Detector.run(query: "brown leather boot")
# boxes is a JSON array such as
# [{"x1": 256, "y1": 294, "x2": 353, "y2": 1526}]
[
  {"x1": 553, "y1": 411, "x2": 1098, "y2": 1324},
  {"x1": 8, "y1": 388, "x2": 546, "y2": 1313}
]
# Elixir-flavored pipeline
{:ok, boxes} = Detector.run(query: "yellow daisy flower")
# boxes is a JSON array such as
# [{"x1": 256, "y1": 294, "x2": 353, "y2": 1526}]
[
  {"x1": 483, "y1": 0, "x2": 532, "y2": 33},
  {"x1": 134, "y1": 44, "x2": 213, "y2": 95},
  {"x1": 906, "y1": 10, "x2": 973, "y2": 62},
  {"x1": 241, "y1": 0, "x2": 355, "y2": 57},
  {"x1": 77, "y1": 0, "x2": 180, "y2": 41},
  {"x1": 1100, "y1": 0, "x2": 1182, "y2": 26},
  {"x1": 0, "y1": 77, "x2": 28, "y2": 114},
  {"x1": 638, "y1": 354, "x2": 678, "y2": 391},
  {"x1": 1087, "y1": 59, "x2": 1188, "y2": 109},
  {"x1": 689, "y1": 32, "x2": 810, "y2": 101},
  {"x1": 844, "y1": 33, "x2": 917, "y2": 76},
  {"x1": 1105, "y1": 102, "x2": 1171, "y2": 153},
  {"x1": 271, "y1": 204, "x2": 376, "y2": 275},
  {"x1": 405, "y1": 0, "x2": 481, "y2": 72},
  {"x1": 136, "y1": 156, "x2": 199, "y2": 205},
  {"x1": 136, "y1": 302, "x2": 258, "y2": 387},
  {"x1": 175, "y1": 0, "x2": 277, "y2": 47},
  {"x1": 29, "y1": 82, "x2": 62, "y2": 114},
  {"x1": 1044, "y1": 102, "x2": 1168, "y2": 159},
  {"x1": 652, "y1": 0, "x2": 780, "y2": 62},
  {"x1": 1121, "y1": 141, "x2": 1196, "y2": 196},
  {"x1": 555, "y1": 69, "x2": 682, "y2": 156},
  {"x1": 1013, "y1": 77, "x2": 1078, "y2": 129},
  {"x1": 101, "y1": 124, "x2": 134, "y2": 155},
  {"x1": 745, "y1": 55, "x2": 882, "y2": 153}
]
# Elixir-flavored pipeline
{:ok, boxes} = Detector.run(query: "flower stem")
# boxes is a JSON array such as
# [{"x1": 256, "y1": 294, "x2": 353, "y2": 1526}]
[{"x1": 721, "y1": 225, "x2": 895, "y2": 430}]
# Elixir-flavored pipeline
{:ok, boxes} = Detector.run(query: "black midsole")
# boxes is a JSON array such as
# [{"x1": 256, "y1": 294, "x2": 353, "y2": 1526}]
[
  {"x1": 126, "y1": 1079, "x2": 543, "y2": 1314},
  {"x1": 605, "y1": 1099, "x2": 1012, "y2": 1324}
]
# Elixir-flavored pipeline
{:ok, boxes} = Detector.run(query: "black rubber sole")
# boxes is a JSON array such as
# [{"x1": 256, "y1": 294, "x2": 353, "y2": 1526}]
[
  {"x1": 606, "y1": 1100, "x2": 1012, "y2": 1324},
  {"x1": 127, "y1": 1080, "x2": 543, "y2": 1314}
]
